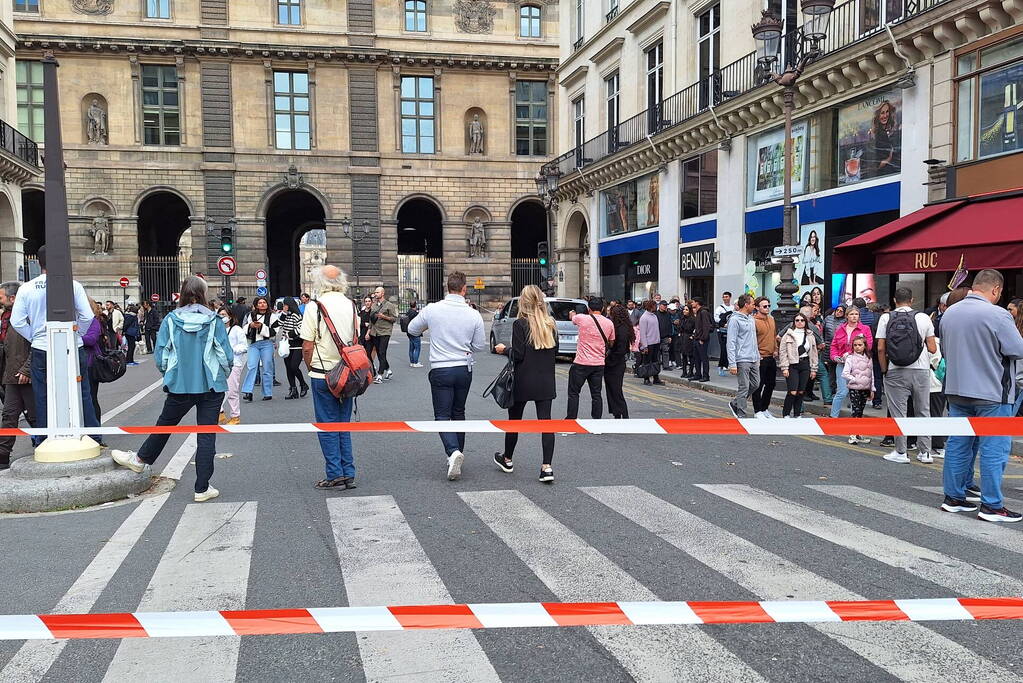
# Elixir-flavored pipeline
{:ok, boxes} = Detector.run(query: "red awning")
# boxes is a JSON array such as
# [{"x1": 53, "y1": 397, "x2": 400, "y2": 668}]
[{"x1": 832, "y1": 191, "x2": 1023, "y2": 274}]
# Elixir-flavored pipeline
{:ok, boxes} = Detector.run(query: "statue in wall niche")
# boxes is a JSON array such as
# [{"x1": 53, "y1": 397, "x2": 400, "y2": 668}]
[
  {"x1": 71, "y1": 0, "x2": 113, "y2": 15},
  {"x1": 467, "y1": 217, "x2": 487, "y2": 258},
  {"x1": 86, "y1": 99, "x2": 108, "y2": 145},
  {"x1": 468, "y1": 114, "x2": 484, "y2": 155},
  {"x1": 90, "y1": 212, "x2": 112, "y2": 255},
  {"x1": 454, "y1": 0, "x2": 496, "y2": 34}
]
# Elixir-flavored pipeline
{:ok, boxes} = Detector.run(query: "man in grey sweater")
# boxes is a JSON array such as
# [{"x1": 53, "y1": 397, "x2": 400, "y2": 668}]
[
  {"x1": 940, "y1": 269, "x2": 1023, "y2": 522},
  {"x1": 407, "y1": 271, "x2": 486, "y2": 481},
  {"x1": 726, "y1": 294, "x2": 760, "y2": 418}
]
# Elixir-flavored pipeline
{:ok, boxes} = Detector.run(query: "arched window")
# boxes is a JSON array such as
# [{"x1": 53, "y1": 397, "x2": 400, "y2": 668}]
[
  {"x1": 405, "y1": 0, "x2": 427, "y2": 32},
  {"x1": 520, "y1": 4, "x2": 541, "y2": 38}
]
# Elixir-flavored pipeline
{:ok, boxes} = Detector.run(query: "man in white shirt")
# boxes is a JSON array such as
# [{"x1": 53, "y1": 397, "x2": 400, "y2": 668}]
[
  {"x1": 876, "y1": 286, "x2": 937, "y2": 464},
  {"x1": 714, "y1": 291, "x2": 734, "y2": 376},
  {"x1": 10, "y1": 245, "x2": 100, "y2": 439},
  {"x1": 301, "y1": 265, "x2": 359, "y2": 490},
  {"x1": 407, "y1": 271, "x2": 486, "y2": 481}
]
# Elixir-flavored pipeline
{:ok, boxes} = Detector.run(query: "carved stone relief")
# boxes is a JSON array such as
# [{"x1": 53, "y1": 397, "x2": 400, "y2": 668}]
[
  {"x1": 72, "y1": 0, "x2": 114, "y2": 15},
  {"x1": 454, "y1": 0, "x2": 496, "y2": 34}
]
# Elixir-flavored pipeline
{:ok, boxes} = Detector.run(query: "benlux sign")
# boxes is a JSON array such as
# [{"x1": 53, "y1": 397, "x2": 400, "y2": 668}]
[{"x1": 679, "y1": 244, "x2": 715, "y2": 277}]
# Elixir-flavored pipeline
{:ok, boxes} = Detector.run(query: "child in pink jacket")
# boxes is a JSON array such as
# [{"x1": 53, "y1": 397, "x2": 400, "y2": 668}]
[{"x1": 841, "y1": 335, "x2": 874, "y2": 445}]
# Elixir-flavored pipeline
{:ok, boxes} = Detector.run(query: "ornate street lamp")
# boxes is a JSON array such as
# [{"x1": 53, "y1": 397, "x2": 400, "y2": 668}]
[
  {"x1": 751, "y1": 0, "x2": 834, "y2": 323},
  {"x1": 534, "y1": 165, "x2": 562, "y2": 294},
  {"x1": 340, "y1": 216, "x2": 371, "y2": 298}
]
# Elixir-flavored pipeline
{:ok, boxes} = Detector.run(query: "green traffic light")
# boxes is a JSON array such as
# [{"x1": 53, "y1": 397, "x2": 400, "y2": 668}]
[
  {"x1": 221, "y1": 243, "x2": 232, "y2": 253},
  {"x1": 539, "y1": 257, "x2": 547, "y2": 265}
]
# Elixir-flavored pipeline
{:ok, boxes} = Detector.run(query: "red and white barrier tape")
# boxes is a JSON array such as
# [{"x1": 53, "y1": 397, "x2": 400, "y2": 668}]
[
  {"x1": 4, "y1": 597, "x2": 1022, "y2": 639},
  {"x1": 8, "y1": 417, "x2": 1023, "y2": 438}
]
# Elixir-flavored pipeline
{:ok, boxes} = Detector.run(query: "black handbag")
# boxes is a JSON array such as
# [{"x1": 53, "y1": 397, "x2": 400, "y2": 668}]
[
  {"x1": 483, "y1": 359, "x2": 515, "y2": 409},
  {"x1": 636, "y1": 361, "x2": 659, "y2": 379}
]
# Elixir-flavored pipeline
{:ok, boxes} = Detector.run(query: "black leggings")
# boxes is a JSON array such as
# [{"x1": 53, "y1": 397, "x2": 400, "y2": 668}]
[
  {"x1": 783, "y1": 358, "x2": 810, "y2": 417},
  {"x1": 285, "y1": 347, "x2": 307, "y2": 390},
  {"x1": 504, "y1": 399, "x2": 555, "y2": 465},
  {"x1": 604, "y1": 360, "x2": 628, "y2": 419}
]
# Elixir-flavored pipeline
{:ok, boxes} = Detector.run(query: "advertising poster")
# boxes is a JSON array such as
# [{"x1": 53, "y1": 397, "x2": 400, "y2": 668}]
[
  {"x1": 603, "y1": 181, "x2": 637, "y2": 236},
  {"x1": 834, "y1": 273, "x2": 878, "y2": 308},
  {"x1": 837, "y1": 90, "x2": 902, "y2": 185},
  {"x1": 795, "y1": 221, "x2": 826, "y2": 309},
  {"x1": 637, "y1": 173, "x2": 660, "y2": 229},
  {"x1": 753, "y1": 121, "x2": 808, "y2": 203}
]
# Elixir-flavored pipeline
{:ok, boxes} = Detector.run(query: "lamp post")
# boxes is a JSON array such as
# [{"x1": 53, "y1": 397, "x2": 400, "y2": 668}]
[
  {"x1": 341, "y1": 217, "x2": 371, "y2": 299},
  {"x1": 534, "y1": 165, "x2": 561, "y2": 294},
  {"x1": 751, "y1": 0, "x2": 834, "y2": 324}
]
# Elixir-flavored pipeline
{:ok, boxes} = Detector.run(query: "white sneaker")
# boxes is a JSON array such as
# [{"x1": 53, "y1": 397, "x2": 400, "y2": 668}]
[
  {"x1": 384, "y1": 370, "x2": 393, "y2": 380},
  {"x1": 855, "y1": 436, "x2": 871, "y2": 445},
  {"x1": 883, "y1": 450, "x2": 910, "y2": 464},
  {"x1": 848, "y1": 435, "x2": 858, "y2": 445},
  {"x1": 762, "y1": 410, "x2": 777, "y2": 419},
  {"x1": 412, "y1": 362, "x2": 424, "y2": 368},
  {"x1": 373, "y1": 376, "x2": 383, "y2": 384},
  {"x1": 916, "y1": 452, "x2": 934, "y2": 464},
  {"x1": 932, "y1": 448, "x2": 945, "y2": 458},
  {"x1": 447, "y1": 450, "x2": 464, "y2": 481},
  {"x1": 111, "y1": 449, "x2": 146, "y2": 473},
  {"x1": 194, "y1": 486, "x2": 220, "y2": 502}
]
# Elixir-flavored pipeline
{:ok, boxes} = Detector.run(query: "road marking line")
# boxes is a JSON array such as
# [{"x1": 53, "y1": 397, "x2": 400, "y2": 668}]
[
  {"x1": 100, "y1": 378, "x2": 164, "y2": 425},
  {"x1": 583, "y1": 485, "x2": 1015, "y2": 681},
  {"x1": 459, "y1": 489, "x2": 764, "y2": 683},
  {"x1": 326, "y1": 495, "x2": 499, "y2": 682},
  {"x1": 696, "y1": 484, "x2": 1023, "y2": 597},
  {"x1": 101, "y1": 501, "x2": 256, "y2": 683},
  {"x1": 158, "y1": 434, "x2": 197, "y2": 482},
  {"x1": 812, "y1": 485, "x2": 1023, "y2": 555}
]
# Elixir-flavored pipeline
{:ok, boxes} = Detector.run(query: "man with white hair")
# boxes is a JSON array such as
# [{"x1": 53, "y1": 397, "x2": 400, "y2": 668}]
[{"x1": 301, "y1": 265, "x2": 359, "y2": 490}]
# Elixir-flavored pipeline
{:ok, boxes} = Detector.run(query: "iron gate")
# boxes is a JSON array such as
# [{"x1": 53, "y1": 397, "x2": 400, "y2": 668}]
[
  {"x1": 139, "y1": 255, "x2": 192, "y2": 305},
  {"x1": 511, "y1": 258, "x2": 542, "y2": 296},
  {"x1": 397, "y1": 254, "x2": 444, "y2": 313}
]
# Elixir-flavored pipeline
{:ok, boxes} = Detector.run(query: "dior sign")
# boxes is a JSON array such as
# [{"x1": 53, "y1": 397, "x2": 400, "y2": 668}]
[{"x1": 679, "y1": 244, "x2": 715, "y2": 277}]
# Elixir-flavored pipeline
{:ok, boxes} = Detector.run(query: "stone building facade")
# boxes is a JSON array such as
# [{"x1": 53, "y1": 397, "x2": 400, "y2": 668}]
[{"x1": 13, "y1": 0, "x2": 558, "y2": 307}]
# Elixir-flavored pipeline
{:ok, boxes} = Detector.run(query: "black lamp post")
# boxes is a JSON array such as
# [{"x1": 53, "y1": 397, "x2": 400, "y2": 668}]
[
  {"x1": 341, "y1": 217, "x2": 371, "y2": 299},
  {"x1": 534, "y1": 165, "x2": 561, "y2": 293},
  {"x1": 752, "y1": 0, "x2": 834, "y2": 323}
]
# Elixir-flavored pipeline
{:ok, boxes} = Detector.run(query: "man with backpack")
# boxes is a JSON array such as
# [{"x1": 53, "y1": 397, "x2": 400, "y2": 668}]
[
  {"x1": 714, "y1": 291, "x2": 733, "y2": 376},
  {"x1": 876, "y1": 286, "x2": 937, "y2": 464},
  {"x1": 407, "y1": 271, "x2": 486, "y2": 481},
  {"x1": 566, "y1": 297, "x2": 615, "y2": 420}
]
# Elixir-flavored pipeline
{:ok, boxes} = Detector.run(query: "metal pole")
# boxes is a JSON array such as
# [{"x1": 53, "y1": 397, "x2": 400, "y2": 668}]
[{"x1": 773, "y1": 84, "x2": 799, "y2": 326}]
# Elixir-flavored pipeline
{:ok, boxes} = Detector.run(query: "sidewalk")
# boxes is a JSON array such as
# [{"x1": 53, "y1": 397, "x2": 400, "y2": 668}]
[{"x1": 656, "y1": 366, "x2": 1023, "y2": 457}]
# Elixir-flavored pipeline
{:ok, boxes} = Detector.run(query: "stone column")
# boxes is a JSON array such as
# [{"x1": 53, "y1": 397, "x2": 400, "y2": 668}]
[{"x1": 0, "y1": 236, "x2": 24, "y2": 284}]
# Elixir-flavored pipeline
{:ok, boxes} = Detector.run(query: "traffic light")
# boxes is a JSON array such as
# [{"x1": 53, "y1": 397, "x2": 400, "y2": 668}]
[
  {"x1": 220, "y1": 226, "x2": 234, "y2": 254},
  {"x1": 537, "y1": 241, "x2": 551, "y2": 279}
]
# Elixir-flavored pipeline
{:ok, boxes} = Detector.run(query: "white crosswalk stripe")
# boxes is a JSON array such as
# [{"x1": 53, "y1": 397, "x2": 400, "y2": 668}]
[
  {"x1": 459, "y1": 489, "x2": 765, "y2": 683},
  {"x1": 326, "y1": 495, "x2": 500, "y2": 683},
  {"x1": 582, "y1": 485, "x2": 1015, "y2": 681},
  {"x1": 102, "y1": 502, "x2": 256, "y2": 683},
  {"x1": 695, "y1": 484, "x2": 1023, "y2": 597},
  {"x1": 811, "y1": 485, "x2": 1023, "y2": 555}
]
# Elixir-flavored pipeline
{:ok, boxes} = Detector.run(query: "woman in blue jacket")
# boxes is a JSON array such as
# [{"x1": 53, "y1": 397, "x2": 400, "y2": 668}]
[{"x1": 112, "y1": 276, "x2": 232, "y2": 502}]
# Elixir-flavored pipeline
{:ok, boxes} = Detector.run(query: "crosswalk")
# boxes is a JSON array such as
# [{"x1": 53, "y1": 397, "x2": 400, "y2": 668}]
[{"x1": 3, "y1": 479, "x2": 1022, "y2": 682}]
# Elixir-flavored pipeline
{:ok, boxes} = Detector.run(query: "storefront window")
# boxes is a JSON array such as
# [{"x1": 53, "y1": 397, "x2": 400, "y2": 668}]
[
  {"x1": 955, "y1": 35, "x2": 1023, "y2": 162},
  {"x1": 602, "y1": 173, "x2": 660, "y2": 236},
  {"x1": 747, "y1": 121, "x2": 808, "y2": 204},
  {"x1": 836, "y1": 90, "x2": 902, "y2": 184},
  {"x1": 681, "y1": 151, "x2": 718, "y2": 219}
]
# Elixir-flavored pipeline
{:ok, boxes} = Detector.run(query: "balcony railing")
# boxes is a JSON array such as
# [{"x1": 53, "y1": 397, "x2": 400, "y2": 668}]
[
  {"x1": 572, "y1": 36, "x2": 584, "y2": 52},
  {"x1": 606, "y1": 6, "x2": 620, "y2": 23},
  {"x1": 0, "y1": 120, "x2": 39, "y2": 169},
  {"x1": 546, "y1": 0, "x2": 949, "y2": 177}
]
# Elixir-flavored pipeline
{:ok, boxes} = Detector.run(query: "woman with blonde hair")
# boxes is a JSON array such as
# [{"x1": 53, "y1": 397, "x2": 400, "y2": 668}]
[{"x1": 493, "y1": 284, "x2": 558, "y2": 482}]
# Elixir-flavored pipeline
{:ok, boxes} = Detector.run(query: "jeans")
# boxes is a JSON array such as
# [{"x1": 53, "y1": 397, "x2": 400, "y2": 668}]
[
  {"x1": 429, "y1": 366, "x2": 472, "y2": 456},
  {"x1": 694, "y1": 339, "x2": 709, "y2": 379},
  {"x1": 730, "y1": 361, "x2": 760, "y2": 418},
  {"x1": 830, "y1": 362, "x2": 848, "y2": 418},
  {"x1": 311, "y1": 378, "x2": 355, "y2": 480},
  {"x1": 242, "y1": 340, "x2": 275, "y2": 397},
  {"x1": 943, "y1": 401, "x2": 1012, "y2": 509},
  {"x1": 372, "y1": 334, "x2": 391, "y2": 374},
  {"x1": 138, "y1": 391, "x2": 223, "y2": 493},
  {"x1": 31, "y1": 348, "x2": 100, "y2": 442},
  {"x1": 125, "y1": 336, "x2": 138, "y2": 364},
  {"x1": 884, "y1": 367, "x2": 931, "y2": 455},
  {"x1": 145, "y1": 329, "x2": 158, "y2": 354},
  {"x1": 807, "y1": 356, "x2": 832, "y2": 401},
  {"x1": 752, "y1": 356, "x2": 777, "y2": 413},
  {"x1": 566, "y1": 363, "x2": 604, "y2": 419},
  {"x1": 409, "y1": 336, "x2": 421, "y2": 364}
]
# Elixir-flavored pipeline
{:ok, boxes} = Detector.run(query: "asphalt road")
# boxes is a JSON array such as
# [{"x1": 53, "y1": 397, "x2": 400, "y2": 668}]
[{"x1": 1, "y1": 333, "x2": 1022, "y2": 682}]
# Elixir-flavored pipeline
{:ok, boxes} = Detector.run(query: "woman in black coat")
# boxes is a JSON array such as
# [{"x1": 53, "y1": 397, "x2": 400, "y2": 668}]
[
  {"x1": 605, "y1": 302, "x2": 634, "y2": 419},
  {"x1": 493, "y1": 285, "x2": 557, "y2": 483},
  {"x1": 678, "y1": 304, "x2": 696, "y2": 377}
]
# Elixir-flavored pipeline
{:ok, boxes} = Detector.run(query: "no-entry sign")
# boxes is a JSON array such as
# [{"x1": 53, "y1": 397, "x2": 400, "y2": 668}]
[
  {"x1": 118, "y1": 277, "x2": 129, "y2": 288},
  {"x1": 172, "y1": 292, "x2": 180, "y2": 303},
  {"x1": 218, "y1": 256, "x2": 237, "y2": 277},
  {"x1": 150, "y1": 293, "x2": 160, "y2": 302}
]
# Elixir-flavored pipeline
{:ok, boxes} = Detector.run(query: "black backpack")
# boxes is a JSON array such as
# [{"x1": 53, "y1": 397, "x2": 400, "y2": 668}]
[
  {"x1": 90, "y1": 324, "x2": 127, "y2": 384},
  {"x1": 884, "y1": 310, "x2": 923, "y2": 367}
]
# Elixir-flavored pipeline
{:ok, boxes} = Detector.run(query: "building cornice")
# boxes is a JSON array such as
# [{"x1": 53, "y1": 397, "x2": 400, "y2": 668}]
[
  {"x1": 626, "y1": 1, "x2": 671, "y2": 36},
  {"x1": 15, "y1": 35, "x2": 559, "y2": 72},
  {"x1": 590, "y1": 37, "x2": 625, "y2": 66}
]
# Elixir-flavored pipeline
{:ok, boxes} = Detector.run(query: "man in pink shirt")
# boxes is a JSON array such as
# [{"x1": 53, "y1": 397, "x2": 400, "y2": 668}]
[{"x1": 566, "y1": 297, "x2": 615, "y2": 420}]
